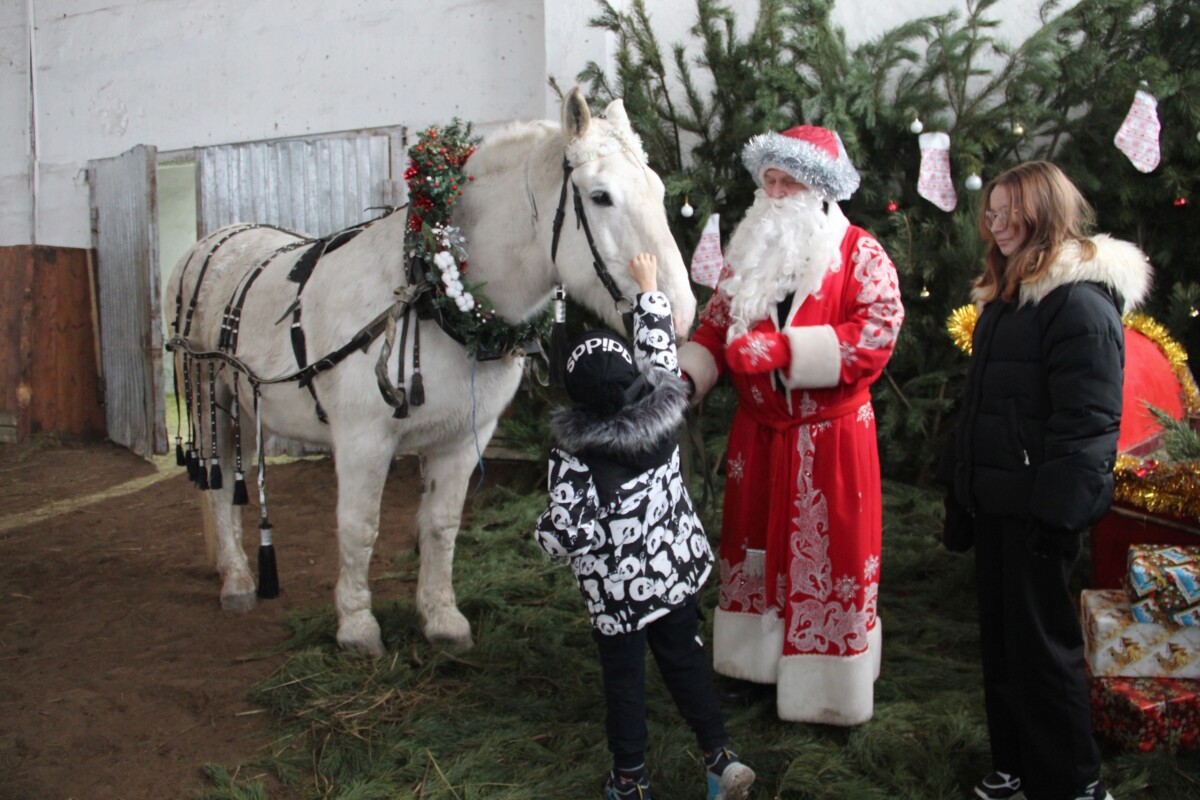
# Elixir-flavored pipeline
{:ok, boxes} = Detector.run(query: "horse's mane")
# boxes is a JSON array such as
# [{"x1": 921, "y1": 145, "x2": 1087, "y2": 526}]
[{"x1": 468, "y1": 120, "x2": 560, "y2": 177}]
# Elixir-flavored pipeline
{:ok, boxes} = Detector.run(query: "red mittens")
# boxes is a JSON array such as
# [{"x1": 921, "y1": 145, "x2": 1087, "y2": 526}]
[{"x1": 725, "y1": 331, "x2": 790, "y2": 374}]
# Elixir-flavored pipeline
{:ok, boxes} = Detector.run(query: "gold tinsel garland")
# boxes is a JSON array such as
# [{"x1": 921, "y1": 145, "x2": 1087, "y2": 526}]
[
  {"x1": 945, "y1": 304, "x2": 1200, "y2": 523},
  {"x1": 1114, "y1": 455, "x2": 1200, "y2": 523}
]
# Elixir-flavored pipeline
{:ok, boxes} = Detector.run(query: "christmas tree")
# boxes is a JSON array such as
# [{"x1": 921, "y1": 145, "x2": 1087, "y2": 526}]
[{"x1": 578, "y1": 0, "x2": 1200, "y2": 484}]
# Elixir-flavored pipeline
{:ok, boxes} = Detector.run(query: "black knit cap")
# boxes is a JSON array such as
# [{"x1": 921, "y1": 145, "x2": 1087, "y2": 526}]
[{"x1": 564, "y1": 329, "x2": 640, "y2": 415}]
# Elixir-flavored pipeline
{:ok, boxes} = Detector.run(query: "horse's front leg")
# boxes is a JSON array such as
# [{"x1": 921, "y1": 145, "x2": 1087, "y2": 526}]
[
  {"x1": 415, "y1": 440, "x2": 488, "y2": 652},
  {"x1": 331, "y1": 431, "x2": 396, "y2": 657}
]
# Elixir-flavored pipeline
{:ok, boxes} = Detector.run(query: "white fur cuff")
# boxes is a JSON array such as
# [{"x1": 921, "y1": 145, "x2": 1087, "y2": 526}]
[
  {"x1": 677, "y1": 341, "x2": 719, "y2": 400},
  {"x1": 781, "y1": 325, "x2": 840, "y2": 388}
]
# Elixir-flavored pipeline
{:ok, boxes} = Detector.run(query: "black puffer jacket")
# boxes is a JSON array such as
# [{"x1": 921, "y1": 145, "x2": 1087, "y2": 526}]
[{"x1": 944, "y1": 234, "x2": 1152, "y2": 536}]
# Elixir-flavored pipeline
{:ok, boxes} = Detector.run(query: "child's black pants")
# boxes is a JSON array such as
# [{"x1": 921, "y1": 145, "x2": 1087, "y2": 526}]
[{"x1": 593, "y1": 597, "x2": 728, "y2": 770}]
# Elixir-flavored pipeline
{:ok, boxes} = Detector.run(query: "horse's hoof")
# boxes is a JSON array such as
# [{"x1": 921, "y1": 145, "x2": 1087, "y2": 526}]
[
  {"x1": 220, "y1": 591, "x2": 257, "y2": 613},
  {"x1": 337, "y1": 614, "x2": 386, "y2": 658},
  {"x1": 427, "y1": 631, "x2": 474, "y2": 654},
  {"x1": 421, "y1": 607, "x2": 473, "y2": 653},
  {"x1": 337, "y1": 632, "x2": 386, "y2": 659}
]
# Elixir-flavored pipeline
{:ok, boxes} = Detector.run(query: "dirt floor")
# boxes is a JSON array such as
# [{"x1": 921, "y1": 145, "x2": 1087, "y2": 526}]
[{"x1": 0, "y1": 435, "x2": 532, "y2": 800}]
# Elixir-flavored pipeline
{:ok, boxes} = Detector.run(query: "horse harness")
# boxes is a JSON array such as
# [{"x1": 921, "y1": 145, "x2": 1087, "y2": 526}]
[
  {"x1": 164, "y1": 150, "x2": 633, "y2": 508},
  {"x1": 549, "y1": 157, "x2": 634, "y2": 337}
]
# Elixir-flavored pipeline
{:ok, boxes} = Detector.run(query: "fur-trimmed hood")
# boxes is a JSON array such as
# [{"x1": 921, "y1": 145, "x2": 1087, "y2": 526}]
[
  {"x1": 974, "y1": 234, "x2": 1152, "y2": 314},
  {"x1": 550, "y1": 367, "x2": 689, "y2": 461}
]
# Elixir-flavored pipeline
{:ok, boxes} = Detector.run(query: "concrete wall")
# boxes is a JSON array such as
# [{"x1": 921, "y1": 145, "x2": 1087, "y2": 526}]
[{"x1": 4, "y1": 0, "x2": 1066, "y2": 248}]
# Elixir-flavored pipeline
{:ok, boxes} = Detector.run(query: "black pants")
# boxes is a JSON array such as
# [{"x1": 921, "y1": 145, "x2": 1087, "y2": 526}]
[
  {"x1": 593, "y1": 598, "x2": 728, "y2": 770},
  {"x1": 974, "y1": 515, "x2": 1100, "y2": 800}
]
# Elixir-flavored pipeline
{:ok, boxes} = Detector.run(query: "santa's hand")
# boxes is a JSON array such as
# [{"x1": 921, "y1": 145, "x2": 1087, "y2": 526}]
[{"x1": 725, "y1": 331, "x2": 790, "y2": 374}]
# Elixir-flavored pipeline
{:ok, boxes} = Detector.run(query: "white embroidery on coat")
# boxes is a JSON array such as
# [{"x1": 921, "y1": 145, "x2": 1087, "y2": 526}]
[
  {"x1": 728, "y1": 452, "x2": 745, "y2": 483},
  {"x1": 852, "y1": 237, "x2": 904, "y2": 353}
]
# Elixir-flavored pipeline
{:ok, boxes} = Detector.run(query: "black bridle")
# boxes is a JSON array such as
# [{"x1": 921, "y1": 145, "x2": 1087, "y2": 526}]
[{"x1": 548, "y1": 157, "x2": 634, "y2": 335}]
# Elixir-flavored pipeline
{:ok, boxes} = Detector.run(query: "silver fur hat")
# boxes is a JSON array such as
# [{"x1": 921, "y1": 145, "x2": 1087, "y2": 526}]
[{"x1": 742, "y1": 124, "x2": 860, "y2": 201}]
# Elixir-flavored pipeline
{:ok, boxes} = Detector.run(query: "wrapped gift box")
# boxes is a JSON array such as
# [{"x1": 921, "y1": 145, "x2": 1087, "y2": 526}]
[
  {"x1": 1091, "y1": 505, "x2": 1200, "y2": 590},
  {"x1": 1089, "y1": 674, "x2": 1200, "y2": 753},
  {"x1": 1081, "y1": 589, "x2": 1200, "y2": 678},
  {"x1": 1125, "y1": 544, "x2": 1200, "y2": 625}
]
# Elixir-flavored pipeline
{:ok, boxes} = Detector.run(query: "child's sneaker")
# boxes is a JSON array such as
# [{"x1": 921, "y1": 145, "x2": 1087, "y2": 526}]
[
  {"x1": 705, "y1": 747, "x2": 755, "y2": 800},
  {"x1": 974, "y1": 771, "x2": 1025, "y2": 800},
  {"x1": 605, "y1": 770, "x2": 651, "y2": 799}
]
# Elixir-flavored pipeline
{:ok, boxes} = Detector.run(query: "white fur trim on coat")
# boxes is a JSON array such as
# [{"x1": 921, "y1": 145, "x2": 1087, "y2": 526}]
[
  {"x1": 780, "y1": 324, "x2": 841, "y2": 389},
  {"x1": 677, "y1": 340, "x2": 719, "y2": 401},
  {"x1": 975, "y1": 234, "x2": 1152, "y2": 314},
  {"x1": 713, "y1": 608, "x2": 784, "y2": 684},
  {"x1": 775, "y1": 623, "x2": 881, "y2": 725},
  {"x1": 713, "y1": 608, "x2": 882, "y2": 726}
]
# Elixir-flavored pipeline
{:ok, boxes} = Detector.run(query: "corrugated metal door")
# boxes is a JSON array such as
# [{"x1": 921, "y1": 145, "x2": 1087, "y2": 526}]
[
  {"x1": 194, "y1": 132, "x2": 404, "y2": 455},
  {"x1": 196, "y1": 134, "x2": 401, "y2": 238},
  {"x1": 88, "y1": 144, "x2": 166, "y2": 458}
]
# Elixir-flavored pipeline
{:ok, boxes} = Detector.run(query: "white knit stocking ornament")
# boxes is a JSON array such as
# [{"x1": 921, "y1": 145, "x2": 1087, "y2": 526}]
[
  {"x1": 689, "y1": 213, "x2": 723, "y2": 289},
  {"x1": 917, "y1": 132, "x2": 957, "y2": 212},
  {"x1": 1114, "y1": 88, "x2": 1161, "y2": 173}
]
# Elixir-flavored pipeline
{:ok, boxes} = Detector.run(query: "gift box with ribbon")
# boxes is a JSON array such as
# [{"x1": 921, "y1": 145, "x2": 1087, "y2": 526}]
[
  {"x1": 1089, "y1": 674, "x2": 1200, "y2": 753},
  {"x1": 1081, "y1": 589, "x2": 1200, "y2": 678},
  {"x1": 1125, "y1": 544, "x2": 1200, "y2": 626}
]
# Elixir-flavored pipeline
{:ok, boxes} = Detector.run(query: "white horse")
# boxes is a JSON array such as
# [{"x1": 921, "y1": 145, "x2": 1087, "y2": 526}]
[{"x1": 166, "y1": 88, "x2": 696, "y2": 656}]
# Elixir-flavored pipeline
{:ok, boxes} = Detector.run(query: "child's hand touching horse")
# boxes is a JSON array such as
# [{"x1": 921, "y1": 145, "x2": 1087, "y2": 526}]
[{"x1": 629, "y1": 253, "x2": 657, "y2": 294}]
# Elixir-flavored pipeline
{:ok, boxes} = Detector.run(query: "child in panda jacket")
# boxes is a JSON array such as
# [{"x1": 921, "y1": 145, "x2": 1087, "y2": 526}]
[{"x1": 534, "y1": 254, "x2": 754, "y2": 800}]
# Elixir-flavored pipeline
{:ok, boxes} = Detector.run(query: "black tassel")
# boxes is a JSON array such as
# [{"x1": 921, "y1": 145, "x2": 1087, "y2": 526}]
[
  {"x1": 232, "y1": 472, "x2": 249, "y2": 506},
  {"x1": 256, "y1": 520, "x2": 280, "y2": 599},
  {"x1": 175, "y1": 437, "x2": 186, "y2": 467},
  {"x1": 196, "y1": 458, "x2": 209, "y2": 490},
  {"x1": 548, "y1": 285, "x2": 568, "y2": 386},
  {"x1": 186, "y1": 446, "x2": 198, "y2": 480},
  {"x1": 209, "y1": 458, "x2": 223, "y2": 491},
  {"x1": 410, "y1": 371, "x2": 425, "y2": 406}
]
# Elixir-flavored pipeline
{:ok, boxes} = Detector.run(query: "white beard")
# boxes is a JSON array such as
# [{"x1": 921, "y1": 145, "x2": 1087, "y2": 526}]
[{"x1": 722, "y1": 189, "x2": 845, "y2": 341}]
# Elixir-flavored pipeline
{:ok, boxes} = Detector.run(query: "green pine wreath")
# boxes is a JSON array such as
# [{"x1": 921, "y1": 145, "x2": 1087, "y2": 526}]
[{"x1": 404, "y1": 120, "x2": 550, "y2": 358}]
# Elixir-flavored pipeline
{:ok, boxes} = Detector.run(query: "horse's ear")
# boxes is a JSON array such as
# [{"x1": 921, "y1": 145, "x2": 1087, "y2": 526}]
[
  {"x1": 603, "y1": 99, "x2": 630, "y2": 132},
  {"x1": 562, "y1": 86, "x2": 591, "y2": 142}
]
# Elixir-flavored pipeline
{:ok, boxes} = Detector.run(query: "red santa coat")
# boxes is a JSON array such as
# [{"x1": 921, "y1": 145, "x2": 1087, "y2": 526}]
[{"x1": 680, "y1": 216, "x2": 904, "y2": 725}]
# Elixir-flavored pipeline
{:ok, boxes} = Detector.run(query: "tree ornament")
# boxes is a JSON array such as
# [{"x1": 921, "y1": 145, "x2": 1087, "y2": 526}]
[
  {"x1": 886, "y1": 201, "x2": 899, "y2": 213},
  {"x1": 689, "y1": 213, "x2": 723, "y2": 289},
  {"x1": 1174, "y1": 197, "x2": 1188, "y2": 207},
  {"x1": 965, "y1": 173, "x2": 983, "y2": 192},
  {"x1": 1114, "y1": 87, "x2": 1161, "y2": 173},
  {"x1": 919, "y1": 285, "x2": 930, "y2": 299},
  {"x1": 680, "y1": 196, "x2": 694, "y2": 217},
  {"x1": 917, "y1": 132, "x2": 957, "y2": 212},
  {"x1": 909, "y1": 117, "x2": 924, "y2": 134},
  {"x1": 1012, "y1": 122, "x2": 1025, "y2": 137}
]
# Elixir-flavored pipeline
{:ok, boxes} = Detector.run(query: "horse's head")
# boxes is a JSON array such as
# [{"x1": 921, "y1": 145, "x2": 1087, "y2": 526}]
[{"x1": 554, "y1": 88, "x2": 696, "y2": 339}]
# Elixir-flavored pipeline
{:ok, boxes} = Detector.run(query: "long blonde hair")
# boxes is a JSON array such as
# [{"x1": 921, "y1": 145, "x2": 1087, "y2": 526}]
[{"x1": 975, "y1": 161, "x2": 1096, "y2": 303}]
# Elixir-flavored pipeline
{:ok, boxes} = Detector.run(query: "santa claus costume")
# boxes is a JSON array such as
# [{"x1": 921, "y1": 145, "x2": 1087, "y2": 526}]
[{"x1": 678, "y1": 125, "x2": 904, "y2": 725}]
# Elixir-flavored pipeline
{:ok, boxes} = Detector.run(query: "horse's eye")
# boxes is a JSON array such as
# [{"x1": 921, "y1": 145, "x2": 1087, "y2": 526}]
[{"x1": 590, "y1": 191, "x2": 613, "y2": 207}]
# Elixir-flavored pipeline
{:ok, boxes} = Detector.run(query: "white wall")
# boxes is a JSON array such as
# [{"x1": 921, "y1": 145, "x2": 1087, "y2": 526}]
[{"x1": 4, "y1": 0, "x2": 1065, "y2": 248}]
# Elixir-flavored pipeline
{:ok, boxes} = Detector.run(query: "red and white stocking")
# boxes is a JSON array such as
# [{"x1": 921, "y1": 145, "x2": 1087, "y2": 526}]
[
  {"x1": 1114, "y1": 89, "x2": 1161, "y2": 173},
  {"x1": 690, "y1": 213, "x2": 723, "y2": 290},
  {"x1": 917, "y1": 132, "x2": 957, "y2": 212}
]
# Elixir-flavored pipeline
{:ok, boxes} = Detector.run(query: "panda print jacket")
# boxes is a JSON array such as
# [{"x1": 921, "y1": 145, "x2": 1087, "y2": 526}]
[{"x1": 534, "y1": 291, "x2": 713, "y2": 636}]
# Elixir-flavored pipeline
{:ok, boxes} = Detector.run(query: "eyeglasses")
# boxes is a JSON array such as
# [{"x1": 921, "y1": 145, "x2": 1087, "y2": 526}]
[{"x1": 984, "y1": 207, "x2": 1012, "y2": 228}]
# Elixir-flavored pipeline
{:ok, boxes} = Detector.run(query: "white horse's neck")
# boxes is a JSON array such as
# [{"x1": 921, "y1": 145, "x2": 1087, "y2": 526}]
[{"x1": 451, "y1": 123, "x2": 564, "y2": 325}]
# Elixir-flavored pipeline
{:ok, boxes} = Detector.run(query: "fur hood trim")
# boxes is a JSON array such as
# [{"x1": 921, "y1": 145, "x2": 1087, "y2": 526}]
[
  {"x1": 989, "y1": 234, "x2": 1152, "y2": 313},
  {"x1": 551, "y1": 369, "x2": 689, "y2": 459}
]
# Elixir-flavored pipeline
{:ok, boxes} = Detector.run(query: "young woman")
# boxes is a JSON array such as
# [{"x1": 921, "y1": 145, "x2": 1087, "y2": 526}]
[{"x1": 941, "y1": 161, "x2": 1151, "y2": 800}]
